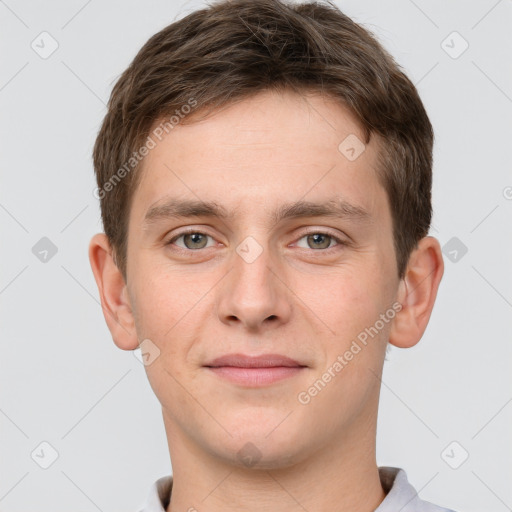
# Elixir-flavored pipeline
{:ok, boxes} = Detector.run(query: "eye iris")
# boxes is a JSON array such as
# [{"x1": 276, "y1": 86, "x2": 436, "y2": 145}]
[
  {"x1": 307, "y1": 233, "x2": 331, "y2": 249},
  {"x1": 184, "y1": 233, "x2": 208, "y2": 249}
]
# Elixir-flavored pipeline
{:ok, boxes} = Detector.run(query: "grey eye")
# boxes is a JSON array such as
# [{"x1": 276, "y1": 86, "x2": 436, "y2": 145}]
[
  {"x1": 182, "y1": 233, "x2": 209, "y2": 249},
  {"x1": 301, "y1": 233, "x2": 335, "y2": 250}
]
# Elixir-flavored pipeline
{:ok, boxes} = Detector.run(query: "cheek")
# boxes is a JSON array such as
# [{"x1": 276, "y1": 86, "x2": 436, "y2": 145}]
[
  {"x1": 132, "y1": 272, "x2": 200, "y2": 404},
  {"x1": 292, "y1": 259, "x2": 396, "y2": 370},
  {"x1": 300, "y1": 264, "x2": 388, "y2": 330},
  {"x1": 130, "y1": 268, "x2": 192, "y2": 347},
  {"x1": 131, "y1": 265, "x2": 219, "y2": 378}
]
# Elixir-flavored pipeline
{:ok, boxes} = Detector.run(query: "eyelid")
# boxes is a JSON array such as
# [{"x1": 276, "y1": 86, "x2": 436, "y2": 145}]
[
  {"x1": 166, "y1": 226, "x2": 349, "y2": 252},
  {"x1": 292, "y1": 228, "x2": 349, "y2": 250},
  {"x1": 166, "y1": 227, "x2": 218, "y2": 248}
]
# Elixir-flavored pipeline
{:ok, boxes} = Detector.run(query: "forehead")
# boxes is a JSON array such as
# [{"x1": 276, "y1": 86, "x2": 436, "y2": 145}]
[{"x1": 130, "y1": 89, "x2": 387, "y2": 226}]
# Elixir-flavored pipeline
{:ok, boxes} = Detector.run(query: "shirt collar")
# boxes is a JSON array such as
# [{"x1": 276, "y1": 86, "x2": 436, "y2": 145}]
[{"x1": 139, "y1": 466, "x2": 454, "y2": 512}]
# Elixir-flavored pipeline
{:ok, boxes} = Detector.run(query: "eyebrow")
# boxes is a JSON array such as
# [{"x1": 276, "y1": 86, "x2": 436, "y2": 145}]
[{"x1": 143, "y1": 197, "x2": 371, "y2": 228}]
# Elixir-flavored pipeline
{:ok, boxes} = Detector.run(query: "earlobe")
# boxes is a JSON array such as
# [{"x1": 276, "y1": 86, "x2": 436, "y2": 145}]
[
  {"x1": 389, "y1": 236, "x2": 444, "y2": 349},
  {"x1": 88, "y1": 233, "x2": 140, "y2": 351}
]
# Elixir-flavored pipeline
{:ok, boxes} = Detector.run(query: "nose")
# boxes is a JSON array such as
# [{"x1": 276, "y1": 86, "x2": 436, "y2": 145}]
[{"x1": 216, "y1": 239, "x2": 292, "y2": 332}]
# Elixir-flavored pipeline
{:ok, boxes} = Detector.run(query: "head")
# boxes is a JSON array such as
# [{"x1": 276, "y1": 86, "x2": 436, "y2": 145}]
[{"x1": 89, "y1": 0, "x2": 443, "y2": 469}]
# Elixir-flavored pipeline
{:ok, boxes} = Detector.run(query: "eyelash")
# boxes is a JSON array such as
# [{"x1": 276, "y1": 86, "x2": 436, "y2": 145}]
[{"x1": 165, "y1": 228, "x2": 348, "y2": 253}]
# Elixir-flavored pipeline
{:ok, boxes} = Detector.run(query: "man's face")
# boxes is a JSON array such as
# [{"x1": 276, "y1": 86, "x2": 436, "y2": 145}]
[{"x1": 125, "y1": 89, "x2": 400, "y2": 467}]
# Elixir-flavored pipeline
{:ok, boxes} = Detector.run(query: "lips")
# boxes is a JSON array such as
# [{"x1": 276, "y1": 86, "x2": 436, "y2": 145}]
[
  {"x1": 205, "y1": 353, "x2": 305, "y2": 368},
  {"x1": 204, "y1": 353, "x2": 307, "y2": 387}
]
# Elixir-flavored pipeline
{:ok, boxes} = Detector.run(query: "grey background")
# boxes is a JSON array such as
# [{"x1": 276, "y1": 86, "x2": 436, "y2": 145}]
[{"x1": 1, "y1": 0, "x2": 511, "y2": 510}]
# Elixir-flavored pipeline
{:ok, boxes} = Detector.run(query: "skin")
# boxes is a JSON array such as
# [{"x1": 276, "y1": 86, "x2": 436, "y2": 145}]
[{"x1": 89, "y1": 89, "x2": 444, "y2": 512}]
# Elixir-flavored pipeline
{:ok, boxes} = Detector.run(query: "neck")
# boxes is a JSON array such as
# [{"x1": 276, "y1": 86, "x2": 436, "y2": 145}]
[{"x1": 163, "y1": 405, "x2": 387, "y2": 512}]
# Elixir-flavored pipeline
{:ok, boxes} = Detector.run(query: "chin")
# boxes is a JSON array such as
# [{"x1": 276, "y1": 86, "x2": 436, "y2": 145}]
[{"x1": 211, "y1": 421, "x2": 312, "y2": 471}]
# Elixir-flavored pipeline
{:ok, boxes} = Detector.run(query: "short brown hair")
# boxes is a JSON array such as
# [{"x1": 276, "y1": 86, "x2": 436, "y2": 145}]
[{"x1": 93, "y1": 0, "x2": 433, "y2": 281}]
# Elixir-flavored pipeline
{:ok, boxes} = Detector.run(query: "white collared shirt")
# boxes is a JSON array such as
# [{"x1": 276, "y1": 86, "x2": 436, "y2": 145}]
[{"x1": 137, "y1": 466, "x2": 457, "y2": 511}]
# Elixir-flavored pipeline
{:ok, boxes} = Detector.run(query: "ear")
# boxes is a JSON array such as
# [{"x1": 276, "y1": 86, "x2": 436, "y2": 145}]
[
  {"x1": 389, "y1": 236, "x2": 444, "y2": 349},
  {"x1": 88, "y1": 233, "x2": 139, "y2": 351}
]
